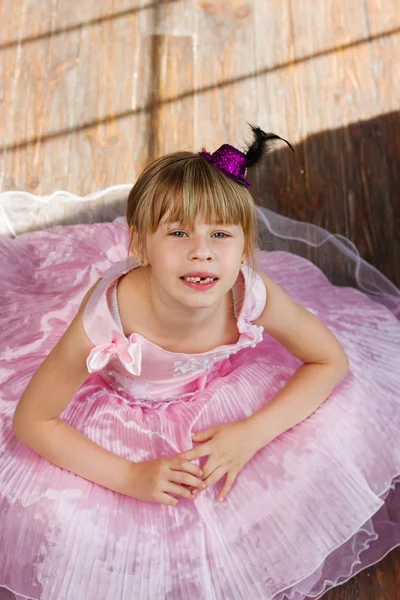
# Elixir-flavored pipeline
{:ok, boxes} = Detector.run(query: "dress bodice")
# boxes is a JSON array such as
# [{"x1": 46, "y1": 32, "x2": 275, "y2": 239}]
[{"x1": 82, "y1": 257, "x2": 267, "y2": 406}]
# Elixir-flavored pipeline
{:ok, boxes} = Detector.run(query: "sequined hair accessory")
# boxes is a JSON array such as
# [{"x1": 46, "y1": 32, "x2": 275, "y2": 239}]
[{"x1": 199, "y1": 123, "x2": 294, "y2": 187}]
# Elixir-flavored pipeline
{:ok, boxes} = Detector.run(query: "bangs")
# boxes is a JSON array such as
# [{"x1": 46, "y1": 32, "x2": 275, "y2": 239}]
[{"x1": 148, "y1": 157, "x2": 252, "y2": 231}]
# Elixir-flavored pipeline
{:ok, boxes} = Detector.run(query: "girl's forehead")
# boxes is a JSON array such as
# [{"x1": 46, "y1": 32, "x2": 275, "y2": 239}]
[
  {"x1": 159, "y1": 212, "x2": 240, "y2": 226},
  {"x1": 159, "y1": 218, "x2": 241, "y2": 229}
]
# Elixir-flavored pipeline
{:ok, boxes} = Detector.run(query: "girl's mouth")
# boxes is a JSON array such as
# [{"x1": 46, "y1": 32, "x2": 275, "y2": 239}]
[{"x1": 180, "y1": 276, "x2": 219, "y2": 291}]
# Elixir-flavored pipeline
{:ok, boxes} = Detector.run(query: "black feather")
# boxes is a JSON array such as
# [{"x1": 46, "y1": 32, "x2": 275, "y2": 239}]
[{"x1": 244, "y1": 123, "x2": 295, "y2": 167}]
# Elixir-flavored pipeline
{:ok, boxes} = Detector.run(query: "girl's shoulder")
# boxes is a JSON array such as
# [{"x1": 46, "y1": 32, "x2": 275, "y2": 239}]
[
  {"x1": 237, "y1": 265, "x2": 267, "y2": 323},
  {"x1": 82, "y1": 258, "x2": 138, "y2": 346}
]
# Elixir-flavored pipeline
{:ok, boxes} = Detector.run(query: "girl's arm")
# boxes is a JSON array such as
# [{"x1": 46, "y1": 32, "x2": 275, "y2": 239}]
[
  {"x1": 247, "y1": 271, "x2": 349, "y2": 450},
  {"x1": 12, "y1": 280, "x2": 133, "y2": 495}
]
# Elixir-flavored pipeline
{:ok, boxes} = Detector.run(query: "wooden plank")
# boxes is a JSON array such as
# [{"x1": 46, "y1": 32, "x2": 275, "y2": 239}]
[
  {"x1": 145, "y1": 35, "x2": 195, "y2": 160},
  {"x1": 0, "y1": 0, "x2": 147, "y2": 46},
  {"x1": 63, "y1": 12, "x2": 150, "y2": 192},
  {"x1": 0, "y1": 1, "x2": 196, "y2": 198},
  {"x1": 287, "y1": 0, "x2": 371, "y2": 56},
  {"x1": 323, "y1": 548, "x2": 400, "y2": 600},
  {"x1": 0, "y1": 5, "x2": 150, "y2": 196},
  {"x1": 194, "y1": 0, "x2": 258, "y2": 153},
  {"x1": 136, "y1": 0, "x2": 196, "y2": 158},
  {"x1": 139, "y1": 0, "x2": 195, "y2": 35},
  {"x1": 365, "y1": 0, "x2": 400, "y2": 34},
  {"x1": 0, "y1": 0, "x2": 55, "y2": 46}
]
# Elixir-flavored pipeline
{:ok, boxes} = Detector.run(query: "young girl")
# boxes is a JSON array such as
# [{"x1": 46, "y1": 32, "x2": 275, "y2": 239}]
[{"x1": 0, "y1": 125, "x2": 399, "y2": 600}]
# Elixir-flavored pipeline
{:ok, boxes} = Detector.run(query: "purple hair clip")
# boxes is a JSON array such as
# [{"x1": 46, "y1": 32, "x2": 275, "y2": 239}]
[
  {"x1": 198, "y1": 124, "x2": 295, "y2": 188},
  {"x1": 199, "y1": 145, "x2": 250, "y2": 187}
]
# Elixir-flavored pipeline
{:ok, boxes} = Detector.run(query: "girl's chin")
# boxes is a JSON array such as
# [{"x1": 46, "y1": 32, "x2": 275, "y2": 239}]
[{"x1": 175, "y1": 290, "x2": 223, "y2": 310}]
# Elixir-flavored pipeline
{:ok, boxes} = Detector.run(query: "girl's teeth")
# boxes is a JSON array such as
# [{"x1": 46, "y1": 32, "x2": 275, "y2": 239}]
[{"x1": 183, "y1": 277, "x2": 215, "y2": 283}]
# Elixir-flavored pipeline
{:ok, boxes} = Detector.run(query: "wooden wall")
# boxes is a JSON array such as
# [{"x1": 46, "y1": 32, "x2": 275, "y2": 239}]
[{"x1": 0, "y1": 2, "x2": 399, "y2": 598}]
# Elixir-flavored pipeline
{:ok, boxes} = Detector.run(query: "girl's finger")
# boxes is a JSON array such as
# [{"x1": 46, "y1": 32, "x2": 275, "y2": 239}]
[
  {"x1": 170, "y1": 470, "x2": 207, "y2": 490},
  {"x1": 179, "y1": 444, "x2": 211, "y2": 461},
  {"x1": 193, "y1": 466, "x2": 226, "y2": 495},
  {"x1": 159, "y1": 492, "x2": 179, "y2": 506},
  {"x1": 198, "y1": 456, "x2": 219, "y2": 481},
  {"x1": 217, "y1": 471, "x2": 237, "y2": 502},
  {"x1": 171, "y1": 459, "x2": 203, "y2": 478},
  {"x1": 166, "y1": 481, "x2": 197, "y2": 500}
]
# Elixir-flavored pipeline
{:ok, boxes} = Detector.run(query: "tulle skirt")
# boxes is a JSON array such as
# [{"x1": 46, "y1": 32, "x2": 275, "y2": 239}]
[{"x1": 0, "y1": 187, "x2": 399, "y2": 600}]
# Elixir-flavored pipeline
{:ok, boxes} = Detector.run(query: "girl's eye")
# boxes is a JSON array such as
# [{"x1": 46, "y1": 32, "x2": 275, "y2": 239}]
[
  {"x1": 169, "y1": 231, "x2": 230, "y2": 238},
  {"x1": 170, "y1": 231, "x2": 187, "y2": 237},
  {"x1": 212, "y1": 232, "x2": 230, "y2": 238}
]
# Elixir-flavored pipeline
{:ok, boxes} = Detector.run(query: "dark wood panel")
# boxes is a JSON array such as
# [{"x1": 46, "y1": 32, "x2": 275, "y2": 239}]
[
  {"x1": 322, "y1": 547, "x2": 400, "y2": 600},
  {"x1": 250, "y1": 111, "x2": 400, "y2": 287}
]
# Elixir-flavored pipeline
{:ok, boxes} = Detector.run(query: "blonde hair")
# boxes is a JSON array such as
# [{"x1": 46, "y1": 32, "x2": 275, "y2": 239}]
[{"x1": 126, "y1": 151, "x2": 259, "y2": 265}]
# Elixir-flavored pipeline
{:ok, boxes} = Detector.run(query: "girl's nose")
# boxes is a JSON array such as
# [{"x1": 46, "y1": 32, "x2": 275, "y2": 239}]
[{"x1": 188, "y1": 236, "x2": 214, "y2": 261}]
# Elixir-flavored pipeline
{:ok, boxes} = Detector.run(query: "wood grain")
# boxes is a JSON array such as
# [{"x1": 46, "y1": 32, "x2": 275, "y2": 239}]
[
  {"x1": 195, "y1": 0, "x2": 259, "y2": 153},
  {"x1": 0, "y1": 1, "x2": 399, "y2": 598}
]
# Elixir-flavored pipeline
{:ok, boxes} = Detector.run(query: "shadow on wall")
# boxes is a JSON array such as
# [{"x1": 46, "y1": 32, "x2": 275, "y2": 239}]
[{"x1": 249, "y1": 110, "x2": 400, "y2": 286}]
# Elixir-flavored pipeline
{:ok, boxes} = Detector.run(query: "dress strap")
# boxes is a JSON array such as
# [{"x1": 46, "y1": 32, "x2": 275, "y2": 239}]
[
  {"x1": 83, "y1": 257, "x2": 137, "y2": 345},
  {"x1": 236, "y1": 265, "x2": 267, "y2": 322}
]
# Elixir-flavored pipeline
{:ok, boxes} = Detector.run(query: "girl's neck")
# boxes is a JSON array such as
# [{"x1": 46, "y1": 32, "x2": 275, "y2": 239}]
[{"x1": 128, "y1": 267, "x2": 234, "y2": 344}]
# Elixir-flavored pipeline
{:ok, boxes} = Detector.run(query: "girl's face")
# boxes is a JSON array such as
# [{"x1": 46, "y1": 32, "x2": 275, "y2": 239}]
[{"x1": 143, "y1": 216, "x2": 246, "y2": 310}]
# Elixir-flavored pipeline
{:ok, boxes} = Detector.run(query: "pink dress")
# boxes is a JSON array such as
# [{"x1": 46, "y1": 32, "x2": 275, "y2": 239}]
[{"x1": 0, "y1": 215, "x2": 399, "y2": 600}]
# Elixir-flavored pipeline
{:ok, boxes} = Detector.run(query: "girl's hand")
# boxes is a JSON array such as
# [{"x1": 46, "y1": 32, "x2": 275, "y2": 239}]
[
  {"x1": 178, "y1": 420, "x2": 260, "y2": 503},
  {"x1": 125, "y1": 457, "x2": 207, "y2": 505}
]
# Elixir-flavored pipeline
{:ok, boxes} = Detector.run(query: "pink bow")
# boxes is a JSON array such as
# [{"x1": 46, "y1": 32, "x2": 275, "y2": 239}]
[{"x1": 87, "y1": 340, "x2": 142, "y2": 376}]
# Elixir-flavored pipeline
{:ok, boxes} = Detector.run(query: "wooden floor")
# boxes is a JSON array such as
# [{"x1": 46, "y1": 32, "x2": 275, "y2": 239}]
[{"x1": 0, "y1": 1, "x2": 399, "y2": 598}]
